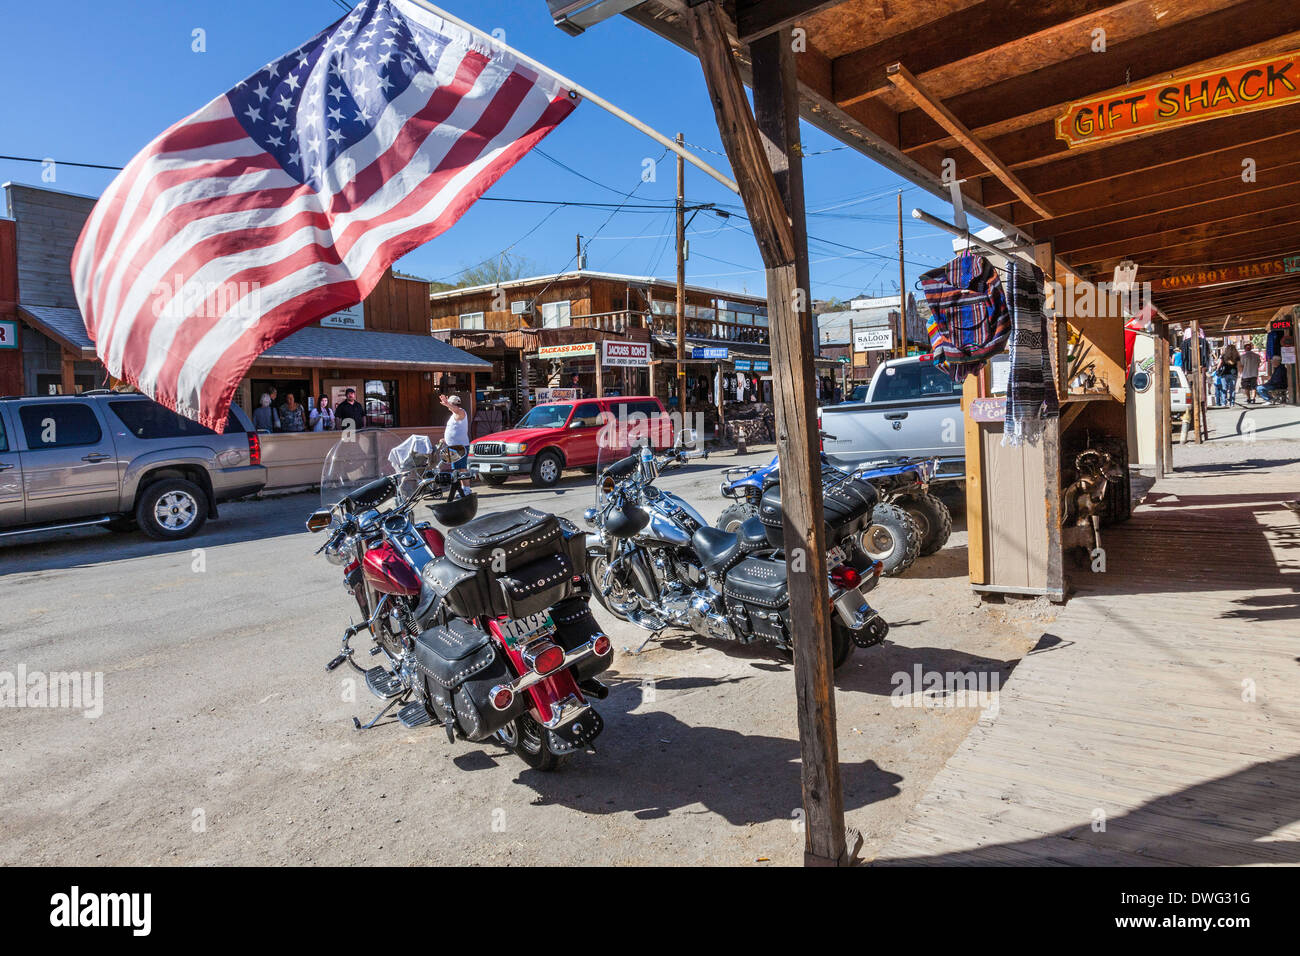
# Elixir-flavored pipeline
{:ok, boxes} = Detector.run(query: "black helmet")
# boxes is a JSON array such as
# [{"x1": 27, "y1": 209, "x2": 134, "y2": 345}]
[{"x1": 430, "y1": 485, "x2": 479, "y2": 527}]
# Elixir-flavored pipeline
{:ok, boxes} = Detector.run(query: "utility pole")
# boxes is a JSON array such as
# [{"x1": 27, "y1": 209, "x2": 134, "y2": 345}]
[
  {"x1": 675, "y1": 132, "x2": 687, "y2": 414},
  {"x1": 897, "y1": 190, "x2": 906, "y2": 359},
  {"x1": 576, "y1": 234, "x2": 583, "y2": 269}
]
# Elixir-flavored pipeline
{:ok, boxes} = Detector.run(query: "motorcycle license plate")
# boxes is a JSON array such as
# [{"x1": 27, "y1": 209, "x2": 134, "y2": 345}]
[{"x1": 498, "y1": 612, "x2": 551, "y2": 642}]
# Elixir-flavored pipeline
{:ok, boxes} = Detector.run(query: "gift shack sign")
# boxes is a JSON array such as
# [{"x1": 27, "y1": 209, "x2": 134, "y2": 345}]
[{"x1": 1056, "y1": 50, "x2": 1300, "y2": 148}]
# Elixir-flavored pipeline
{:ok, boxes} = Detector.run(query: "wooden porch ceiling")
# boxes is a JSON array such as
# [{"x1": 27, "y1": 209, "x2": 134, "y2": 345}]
[{"x1": 625, "y1": 0, "x2": 1300, "y2": 322}]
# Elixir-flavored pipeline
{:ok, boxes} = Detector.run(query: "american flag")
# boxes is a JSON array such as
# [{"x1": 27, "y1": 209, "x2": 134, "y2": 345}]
[{"x1": 72, "y1": 0, "x2": 578, "y2": 430}]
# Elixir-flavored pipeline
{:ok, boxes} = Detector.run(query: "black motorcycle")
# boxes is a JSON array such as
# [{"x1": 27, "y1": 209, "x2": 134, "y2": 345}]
[{"x1": 583, "y1": 435, "x2": 889, "y2": 669}]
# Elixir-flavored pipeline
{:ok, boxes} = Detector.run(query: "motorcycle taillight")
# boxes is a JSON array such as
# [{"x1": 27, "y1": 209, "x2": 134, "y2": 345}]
[{"x1": 830, "y1": 565, "x2": 861, "y2": 589}]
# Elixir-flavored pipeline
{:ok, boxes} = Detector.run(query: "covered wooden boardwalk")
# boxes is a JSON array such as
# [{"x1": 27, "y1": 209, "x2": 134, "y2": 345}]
[{"x1": 876, "y1": 457, "x2": 1300, "y2": 865}]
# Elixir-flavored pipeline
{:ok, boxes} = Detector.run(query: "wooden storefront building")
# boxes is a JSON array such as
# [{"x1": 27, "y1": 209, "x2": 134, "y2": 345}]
[
  {"x1": 0, "y1": 182, "x2": 487, "y2": 432},
  {"x1": 429, "y1": 269, "x2": 819, "y2": 434}
]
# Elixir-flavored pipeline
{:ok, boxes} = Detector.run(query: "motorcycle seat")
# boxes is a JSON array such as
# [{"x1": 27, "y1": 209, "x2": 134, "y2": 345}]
[
  {"x1": 738, "y1": 515, "x2": 769, "y2": 552},
  {"x1": 692, "y1": 525, "x2": 743, "y2": 574}
]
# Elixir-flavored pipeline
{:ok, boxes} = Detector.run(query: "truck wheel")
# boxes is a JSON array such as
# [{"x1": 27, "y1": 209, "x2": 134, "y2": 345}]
[
  {"x1": 857, "y1": 502, "x2": 919, "y2": 576},
  {"x1": 898, "y1": 493, "x2": 952, "y2": 556},
  {"x1": 136, "y1": 478, "x2": 207, "y2": 540},
  {"x1": 716, "y1": 502, "x2": 758, "y2": 533},
  {"x1": 530, "y1": 450, "x2": 563, "y2": 487}
]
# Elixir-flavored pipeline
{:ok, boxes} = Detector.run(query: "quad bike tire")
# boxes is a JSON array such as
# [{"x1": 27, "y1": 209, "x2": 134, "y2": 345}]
[
  {"x1": 897, "y1": 492, "x2": 953, "y2": 557},
  {"x1": 857, "y1": 502, "x2": 920, "y2": 576},
  {"x1": 716, "y1": 502, "x2": 759, "y2": 533}
]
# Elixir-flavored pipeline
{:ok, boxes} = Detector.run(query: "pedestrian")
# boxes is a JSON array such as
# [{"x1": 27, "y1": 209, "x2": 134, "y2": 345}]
[
  {"x1": 252, "y1": 393, "x2": 278, "y2": 432},
  {"x1": 1212, "y1": 343, "x2": 1239, "y2": 407},
  {"x1": 279, "y1": 392, "x2": 306, "y2": 432},
  {"x1": 310, "y1": 394, "x2": 335, "y2": 431},
  {"x1": 1239, "y1": 342, "x2": 1262, "y2": 404},
  {"x1": 440, "y1": 393, "x2": 469, "y2": 468},
  {"x1": 336, "y1": 387, "x2": 366, "y2": 430},
  {"x1": 1257, "y1": 361, "x2": 1290, "y2": 404}
]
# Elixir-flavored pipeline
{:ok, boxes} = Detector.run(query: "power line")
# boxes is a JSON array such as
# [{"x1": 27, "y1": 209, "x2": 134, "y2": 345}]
[{"x1": 0, "y1": 154, "x2": 124, "y2": 171}]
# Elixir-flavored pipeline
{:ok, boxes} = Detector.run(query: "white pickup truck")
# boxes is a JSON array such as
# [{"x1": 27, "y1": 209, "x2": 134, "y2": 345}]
[{"x1": 820, "y1": 354, "x2": 1008, "y2": 482}]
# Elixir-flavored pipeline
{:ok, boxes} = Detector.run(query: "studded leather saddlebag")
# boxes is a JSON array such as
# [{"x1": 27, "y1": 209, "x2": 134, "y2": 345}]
[{"x1": 413, "y1": 618, "x2": 526, "y2": 742}]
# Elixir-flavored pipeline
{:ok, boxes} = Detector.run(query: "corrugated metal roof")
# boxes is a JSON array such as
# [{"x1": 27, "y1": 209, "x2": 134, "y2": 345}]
[
  {"x1": 17, "y1": 304, "x2": 489, "y2": 370},
  {"x1": 17, "y1": 305, "x2": 95, "y2": 355},
  {"x1": 261, "y1": 324, "x2": 490, "y2": 368}
]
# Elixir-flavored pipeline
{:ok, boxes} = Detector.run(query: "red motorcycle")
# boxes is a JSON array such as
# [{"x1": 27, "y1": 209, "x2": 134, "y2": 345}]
[{"x1": 308, "y1": 436, "x2": 610, "y2": 770}]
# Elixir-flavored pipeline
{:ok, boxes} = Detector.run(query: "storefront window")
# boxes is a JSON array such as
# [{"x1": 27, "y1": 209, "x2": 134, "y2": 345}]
[
  {"x1": 459, "y1": 311, "x2": 485, "y2": 329},
  {"x1": 541, "y1": 300, "x2": 572, "y2": 328},
  {"x1": 365, "y1": 379, "x2": 398, "y2": 428}
]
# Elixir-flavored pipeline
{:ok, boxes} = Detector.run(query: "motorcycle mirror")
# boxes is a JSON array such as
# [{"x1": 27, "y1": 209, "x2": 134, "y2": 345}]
[{"x1": 306, "y1": 509, "x2": 333, "y2": 532}]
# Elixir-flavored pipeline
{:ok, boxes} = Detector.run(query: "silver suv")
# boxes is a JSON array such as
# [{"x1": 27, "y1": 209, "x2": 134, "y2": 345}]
[{"x1": 0, "y1": 392, "x2": 266, "y2": 541}]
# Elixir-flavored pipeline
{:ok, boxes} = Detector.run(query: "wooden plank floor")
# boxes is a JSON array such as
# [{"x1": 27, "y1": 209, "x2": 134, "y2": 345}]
[{"x1": 875, "y1": 456, "x2": 1300, "y2": 866}]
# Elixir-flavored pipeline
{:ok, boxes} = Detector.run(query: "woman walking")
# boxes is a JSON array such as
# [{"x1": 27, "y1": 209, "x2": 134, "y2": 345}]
[{"x1": 1213, "y1": 344, "x2": 1239, "y2": 407}]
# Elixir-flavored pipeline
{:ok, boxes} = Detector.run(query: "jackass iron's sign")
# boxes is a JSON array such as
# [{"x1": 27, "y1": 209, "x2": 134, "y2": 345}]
[{"x1": 1056, "y1": 51, "x2": 1300, "y2": 148}]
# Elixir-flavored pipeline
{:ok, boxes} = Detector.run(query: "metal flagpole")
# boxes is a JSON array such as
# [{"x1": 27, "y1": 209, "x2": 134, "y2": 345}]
[{"x1": 405, "y1": 0, "x2": 741, "y2": 194}]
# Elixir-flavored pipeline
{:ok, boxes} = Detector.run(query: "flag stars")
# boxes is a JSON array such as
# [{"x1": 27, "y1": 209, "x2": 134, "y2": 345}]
[
  {"x1": 243, "y1": 105, "x2": 262, "y2": 123},
  {"x1": 252, "y1": 82, "x2": 269, "y2": 101}
]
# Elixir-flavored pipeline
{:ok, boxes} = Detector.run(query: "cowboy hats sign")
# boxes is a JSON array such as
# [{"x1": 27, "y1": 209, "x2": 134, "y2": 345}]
[{"x1": 1056, "y1": 50, "x2": 1300, "y2": 148}]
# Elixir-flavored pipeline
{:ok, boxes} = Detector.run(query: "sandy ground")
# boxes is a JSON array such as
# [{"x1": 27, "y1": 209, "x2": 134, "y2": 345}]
[{"x1": 0, "y1": 446, "x2": 1052, "y2": 866}]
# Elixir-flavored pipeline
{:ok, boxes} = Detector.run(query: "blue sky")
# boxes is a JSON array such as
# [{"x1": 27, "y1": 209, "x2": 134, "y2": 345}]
[{"x1": 0, "y1": 0, "x2": 969, "y2": 299}]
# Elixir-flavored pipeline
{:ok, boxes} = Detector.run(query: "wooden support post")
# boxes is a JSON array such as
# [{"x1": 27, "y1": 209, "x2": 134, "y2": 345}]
[
  {"x1": 1032, "y1": 241, "x2": 1063, "y2": 600},
  {"x1": 1189, "y1": 319, "x2": 1204, "y2": 444},
  {"x1": 60, "y1": 352, "x2": 77, "y2": 395},
  {"x1": 962, "y1": 373, "x2": 986, "y2": 585},
  {"x1": 595, "y1": 352, "x2": 604, "y2": 398},
  {"x1": 1152, "y1": 322, "x2": 1170, "y2": 478},
  {"x1": 688, "y1": 2, "x2": 848, "y2": 866}
]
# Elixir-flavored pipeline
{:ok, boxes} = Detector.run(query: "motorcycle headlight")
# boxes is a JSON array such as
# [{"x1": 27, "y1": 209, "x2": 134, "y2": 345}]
[
  {"x1": 504, "y1": 442, "x2": 528, "y2": 455},
  {"x1": 324, "y1": 535, "x2": 353, "y2": 566}
]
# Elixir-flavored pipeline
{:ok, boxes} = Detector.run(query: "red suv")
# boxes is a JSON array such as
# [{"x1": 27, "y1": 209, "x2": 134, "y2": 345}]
[{"x1": 469, "y1": 396, "x2": 674, "y2": 487}]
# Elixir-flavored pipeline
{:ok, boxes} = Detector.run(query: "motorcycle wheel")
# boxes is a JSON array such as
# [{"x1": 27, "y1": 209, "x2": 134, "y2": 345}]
[
  {"x1": 897, "y1": 492, "x2": 952, "y2": 557},
  {"x1": 831, "y1": 621, "x2": 855, "y2": 669},
  {"x1": 716, "y1": 502, "x2": 758, "y2": 533},
  {"x1": 778, "y1": 623, "x2": 855, "y2": 669},
  {"x1": 857, "y1": 502, "x2": 920, "y2": 576},
  {"x1": 586, "y1": 552, "x2": 638, "y2": 622},
  {"x1": 496, "y1": 714, "x2": 567, "y2": 772}
]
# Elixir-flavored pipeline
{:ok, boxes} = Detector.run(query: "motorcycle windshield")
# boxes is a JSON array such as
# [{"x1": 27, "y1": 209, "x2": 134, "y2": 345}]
[
  {"x1": 595, "y1": 410, "x2": 656, "y2": 509},
  {"x1": 320, "y1": 433, "x2": 436, "y2": 510}
]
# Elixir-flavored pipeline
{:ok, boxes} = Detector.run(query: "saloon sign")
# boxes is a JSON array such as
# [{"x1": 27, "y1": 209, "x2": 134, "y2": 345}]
[{"x1": 1057, "y1": 50, "x2": 1300, "y2": 148}]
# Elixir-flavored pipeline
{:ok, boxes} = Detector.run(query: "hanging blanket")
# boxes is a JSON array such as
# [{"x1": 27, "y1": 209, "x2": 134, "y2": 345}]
[
  {"x1": 918, "y1": 252, "x2": 1011, "y2": 381},
  {"x1": 1003, "y1": 261, "x2": 1059, "y2": 447}
]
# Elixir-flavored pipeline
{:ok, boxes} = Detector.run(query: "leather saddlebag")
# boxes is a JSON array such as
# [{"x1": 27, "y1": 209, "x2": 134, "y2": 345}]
[
  {"x1": 548, "y1": 596, "x2": 612, "y2": 681},
  {"x1": 721, "y1": 555, "x2": 792, "y2": 643},
  {"x1": 495, "y1": 552, "x2": 578, "y2": 619},
  {"x1": 413, "y1": 618, "x2": 526, "y2": 741},
  {"x1": 758, "y1": 469, "x2": 877, "y2": 549},
  {"x1": 444, "y1": 507, "x2": 565, "y2": 572}
]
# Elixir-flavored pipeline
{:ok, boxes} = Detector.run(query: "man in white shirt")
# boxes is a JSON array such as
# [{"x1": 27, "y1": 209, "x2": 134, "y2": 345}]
[
  {"x1": 441, "y1": 393, "x2": 470, "y2": 468},
  {"x1": 1239, "y1": 343, "x2": 1262, "y2": 404}
]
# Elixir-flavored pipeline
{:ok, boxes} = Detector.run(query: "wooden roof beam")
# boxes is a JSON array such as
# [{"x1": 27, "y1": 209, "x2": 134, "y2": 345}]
[
  {"x1": 1066, "y1": 203, "x2": 1300, "y2": 267},
  {"x1": 734, "y1": 0, "x2": 842, "y2": 41},
  {"x1": 991, "y1": 135, "x2": 1300, "y2": 227},
  {"x1": 1049, "y1": 183, "x2": 1300, "y2": 253},
  {"x1": 831, "y1": 0, "x2": 1119, "y2": 108},
  {"x1": 885, "y1": 62, "x2": 1054, "y2": 219},
  {"x1": 896, "y1": 0, "x2": 1300, "y2": 154}
]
